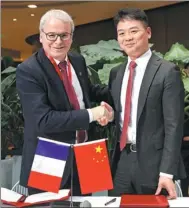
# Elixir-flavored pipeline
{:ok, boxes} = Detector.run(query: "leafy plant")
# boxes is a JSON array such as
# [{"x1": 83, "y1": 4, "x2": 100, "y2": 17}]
[
  {"x1": 184, "y1": 93, "x2": 189, "y2": 118},
  {"x1": 183, "y1": 77, "x2": 189, "y2": 93},
  {"x1": 152, "y1": 50, "x2": 164, "y2": 59},
  {"x1": 80, "y1": 39, "x2": 125, "y2": 69},
  {"x1": 98, "y1": 63, "x2": 122, "y2": 85},
  {"x1": 164, "y1": 42, "x2": 189, "y2": 67},
  {"x1": 164, "y1": 43, "x2": 189, "y2": 120},
  {"x1": 1, "y1": 66, "x2": 24, "y2": 159}
]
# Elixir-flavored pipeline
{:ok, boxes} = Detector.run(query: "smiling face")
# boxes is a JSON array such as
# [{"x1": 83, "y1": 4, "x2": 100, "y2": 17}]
[
  {"x1": 117, "y1": 19, "x2": 151, "y2": 60},
  {"x1": 40, "y1": 18, "x2": 72, "y2": 61}
]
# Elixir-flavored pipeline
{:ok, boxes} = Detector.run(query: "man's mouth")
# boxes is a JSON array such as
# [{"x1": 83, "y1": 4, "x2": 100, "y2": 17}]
[
  {"x1": 53, "y1": 47, "x2": 64, "y2": 50},
  {"x1": 126, "y1": 43, "x2": 134, "y2": 47}
]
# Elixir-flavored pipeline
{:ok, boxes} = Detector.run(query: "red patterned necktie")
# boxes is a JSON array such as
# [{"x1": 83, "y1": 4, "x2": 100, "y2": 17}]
[
  {"x1": 120, "y1": 61, "x2": 137, "y2": 151},
  {"x1": 58, "y1": 61, "x2": 86, "y2": 143}
]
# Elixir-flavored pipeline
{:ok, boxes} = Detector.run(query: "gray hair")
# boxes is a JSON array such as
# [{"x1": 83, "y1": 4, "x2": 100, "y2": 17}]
[{"x1": 39, "y1": 9, "x2": 74, "y2": 33}]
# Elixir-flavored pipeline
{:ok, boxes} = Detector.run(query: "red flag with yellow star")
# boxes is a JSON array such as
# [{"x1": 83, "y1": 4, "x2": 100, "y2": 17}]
[{"x1": 73, "y1": 139, "x2": 113, "y2": 194}]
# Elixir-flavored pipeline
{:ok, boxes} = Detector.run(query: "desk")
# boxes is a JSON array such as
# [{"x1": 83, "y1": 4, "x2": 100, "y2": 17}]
[
  {"x1": 2, "y1": 197, "x2": 189, "y2": 207},
  {"x1": 68, "y1": 196, "x2": 189, "y2": 207}
]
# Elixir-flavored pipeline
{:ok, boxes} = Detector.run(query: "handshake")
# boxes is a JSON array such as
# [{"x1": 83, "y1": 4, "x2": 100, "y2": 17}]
[{"x1": 90, "y1": 101, "x2": 114, "y2": 126}]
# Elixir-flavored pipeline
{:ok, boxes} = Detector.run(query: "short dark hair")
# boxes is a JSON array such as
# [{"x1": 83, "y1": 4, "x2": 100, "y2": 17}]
[{"x1": 114, "y1": 8, "x2": 149, "y2": 28}]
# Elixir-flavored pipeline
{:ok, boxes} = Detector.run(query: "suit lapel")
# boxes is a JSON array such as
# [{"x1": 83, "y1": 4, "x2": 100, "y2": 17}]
[
  {"x1": 68, "y1": 53, "x2": 91, "y2": 108},
  {"x1": 137, "y1": 54, "x2": 161, "y2": 124},
  {"x1": 37, "y1": 48, "x2": 64, "y2": 88},
  {"x1": 37, "y1": 49, "x2": 72, "y2": 109},
  {"x1": 114, "y1": 60, "x2": 128, "y2": 112}
]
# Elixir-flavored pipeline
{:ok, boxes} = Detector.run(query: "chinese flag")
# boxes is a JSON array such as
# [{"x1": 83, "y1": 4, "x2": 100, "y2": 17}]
[{"x1": 74, "y1": 139, "x2": 113, "y2": 194}]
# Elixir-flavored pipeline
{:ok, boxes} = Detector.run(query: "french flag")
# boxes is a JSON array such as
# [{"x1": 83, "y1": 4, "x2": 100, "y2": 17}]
[{"x1": 28, "y1": 137, "x2": 70, "y2": 193}]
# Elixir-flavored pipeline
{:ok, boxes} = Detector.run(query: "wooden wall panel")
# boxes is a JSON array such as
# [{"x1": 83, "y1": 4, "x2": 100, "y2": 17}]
[
  {"x1": 73, "y1": 2, "x2": 189, "y2": 54},
  {"x1": 166, "y1": 2, "x2": 189, "y2": 50},
  {"x1": 146, "y1": 2, "x2": 189, "y2": 53},
  {"x1": 1, "y1": 1, "x2": 178, "y2": 60},
  {"x1": 146, "y1": 7, "x2": 167, "y2": 53},
  {"x1": 74, "y1": 18, "x2": 116, "y2": 47}
]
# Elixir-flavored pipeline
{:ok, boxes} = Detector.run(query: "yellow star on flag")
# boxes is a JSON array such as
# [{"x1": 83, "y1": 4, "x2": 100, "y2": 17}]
[{"x1": 95, "y1": 145, "x2": 103, "y2": 153}]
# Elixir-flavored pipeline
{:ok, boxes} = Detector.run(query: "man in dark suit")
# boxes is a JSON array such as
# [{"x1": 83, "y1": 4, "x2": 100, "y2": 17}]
[
  {"x1": 107, "y1": 8, "x2": 186, "y2": 199},
  {"x1": 16, "y1": 9, "x2": 113, "y2": 195}
]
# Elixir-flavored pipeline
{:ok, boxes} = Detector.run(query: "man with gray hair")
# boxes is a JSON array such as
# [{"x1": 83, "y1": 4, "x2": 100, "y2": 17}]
[{"x1": 16, "y1": 9, "x2": 113, "y2": 195}]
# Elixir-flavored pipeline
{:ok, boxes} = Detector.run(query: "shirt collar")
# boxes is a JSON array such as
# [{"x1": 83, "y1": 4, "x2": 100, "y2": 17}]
[
  {"x1": 128, "y1": 49, "x2": 152, "y2": 67},
  {"x1": 54, "y1": 55, "x2": 68, "y2": 65}
]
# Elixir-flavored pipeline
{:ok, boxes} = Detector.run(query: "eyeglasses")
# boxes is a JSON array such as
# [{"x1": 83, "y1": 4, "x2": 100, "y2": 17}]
[{"x1": 42, "y1": 30, "x2": 73, "y2": 41}]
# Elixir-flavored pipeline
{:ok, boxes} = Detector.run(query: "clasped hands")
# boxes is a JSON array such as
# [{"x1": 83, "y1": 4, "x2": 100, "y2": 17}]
[{"x1": 90, "y1": 101, "x2": 114, "y2": 126}]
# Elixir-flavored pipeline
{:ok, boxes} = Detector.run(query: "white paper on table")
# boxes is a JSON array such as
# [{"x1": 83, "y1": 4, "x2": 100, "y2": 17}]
[
  {"x1": 168, "y1": 197, "x2": 189, "y2": 207},
  {"x1": 25, "y1": 189, "x2": 70, "y2": 203},
  {"x1": 1, "y1": 187, "x2": 70, "y2": 204},
  {"x1": 1, "y1": 188, "x2": 22, "y2": 202},
  {"x1": 70, "y1": 196, "x2": 121, "y2": 207}
]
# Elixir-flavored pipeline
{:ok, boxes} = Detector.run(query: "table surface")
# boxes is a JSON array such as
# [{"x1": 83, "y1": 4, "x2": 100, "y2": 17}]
[{"x1": 2, "y1": 196, "x2": 189, "y2": 207}]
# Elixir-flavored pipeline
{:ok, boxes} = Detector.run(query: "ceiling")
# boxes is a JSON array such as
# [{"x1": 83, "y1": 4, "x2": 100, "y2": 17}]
[{"x1": 2, "y1": 1, "x2": 179, "y2": 60}]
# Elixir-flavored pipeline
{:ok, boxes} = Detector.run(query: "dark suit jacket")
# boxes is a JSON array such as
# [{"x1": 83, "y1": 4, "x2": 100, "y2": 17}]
[
  {"x1": 182, "y1": 119, "x2": 189, "y2": 175},
  {"x1": 16, "y1": 48, "x2": 109, "y2": 188},
  {"x1": 108, "y1": 53, "x2": 186, "y2": 185}
]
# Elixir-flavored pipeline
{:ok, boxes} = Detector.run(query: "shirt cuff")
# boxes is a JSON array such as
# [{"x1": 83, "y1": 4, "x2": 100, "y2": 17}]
[
  {"x1": 109, "y1": 111, "x2": 114, "y2": 122},
  {"x1": 87, "y1": 109, "x2": 93, "y2": 123},
  {"x1": 160, "y1": 172, "x2": 173, "y2": 179}
]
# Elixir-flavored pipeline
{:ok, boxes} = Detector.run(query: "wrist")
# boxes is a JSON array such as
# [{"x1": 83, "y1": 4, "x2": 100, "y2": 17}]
[{"x1": 159, "y1": 172, "x2": 173, "y2": 179}]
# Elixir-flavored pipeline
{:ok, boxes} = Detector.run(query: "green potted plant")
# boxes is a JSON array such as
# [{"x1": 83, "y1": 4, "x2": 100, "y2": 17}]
[
  {"x1": 1, "y1": 63, "x2": 24, "y2": 159},
  {"x1": 164, "y1": 42, "x2": 189, "y2": 121}
]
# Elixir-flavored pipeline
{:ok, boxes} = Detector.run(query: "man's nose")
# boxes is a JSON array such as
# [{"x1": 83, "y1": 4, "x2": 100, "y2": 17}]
[
  {"x1": 55, "y1": 36, "x2": 63, "y2": 43},
  {"x1": 125, "y1": 33, "x2": 133, "y2": 41}
]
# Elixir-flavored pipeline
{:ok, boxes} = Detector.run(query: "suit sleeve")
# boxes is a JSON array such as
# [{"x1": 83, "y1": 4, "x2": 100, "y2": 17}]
[
  {"x1": 16, "y1": 64, "x2": 90, "y2": 135},
  {"x1": 160, "y1": 66, "x2": 185, "y2": 175}
]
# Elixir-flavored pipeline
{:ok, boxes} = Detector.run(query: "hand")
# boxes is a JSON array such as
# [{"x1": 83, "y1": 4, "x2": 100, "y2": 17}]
[
  {"x1": 155, "y1": 176, "x2": 177, "y2": 200},
  {"x1": 97, "y1": 101, "x2": 114, "y2": 126},
  {"x1": 90, "y1": 105, "x2": 110, "y2": 122},
  {"x1": 183, "y1": 136, "x2": 189, "y2": 141}
]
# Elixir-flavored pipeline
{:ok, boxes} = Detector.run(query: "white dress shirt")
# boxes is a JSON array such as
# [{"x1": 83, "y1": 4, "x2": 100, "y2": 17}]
[
  {"x1": 119, "y1": 49, "x2": 172, "y2": 179},
  {"x1": 54, "y1": 57, "x2": 93, "y2": 123},
  {"x1": 120, "y1": 49, "x2": 152, "y2": 143}
]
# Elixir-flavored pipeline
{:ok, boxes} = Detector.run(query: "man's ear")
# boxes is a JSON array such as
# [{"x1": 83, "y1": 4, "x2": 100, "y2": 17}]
[
  {"x1": 70, "y1": 36, "x2": 73, "y2": 45},
  {"x1": 39, "y1": 33, "x2": 42, "y2": 43},
  {"x1": 147, "y1": 27, "x2": 152, "y2": 39}
]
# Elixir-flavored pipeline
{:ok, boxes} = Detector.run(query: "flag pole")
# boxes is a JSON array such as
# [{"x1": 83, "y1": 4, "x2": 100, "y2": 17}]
[{"x1": 70, "y1": 144, "x2": 74, "y2": 207}]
